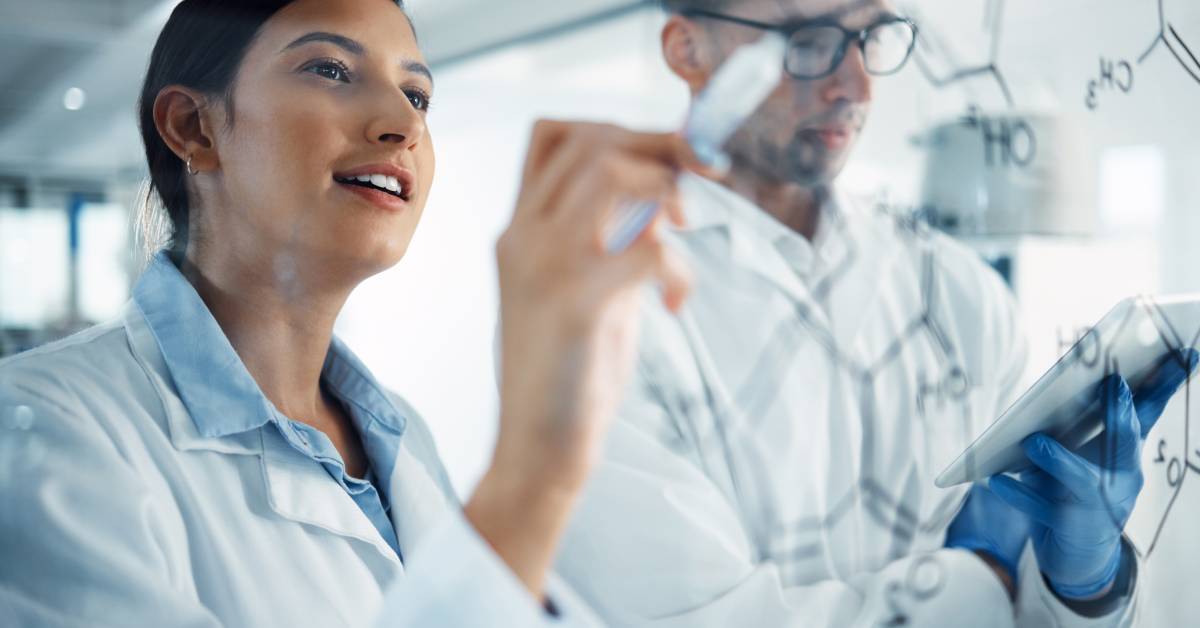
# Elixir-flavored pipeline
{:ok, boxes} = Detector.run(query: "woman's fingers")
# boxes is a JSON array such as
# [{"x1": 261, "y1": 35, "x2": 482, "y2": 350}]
[
  {"x1": 604, "y1": 234, "x2": 693, "y2": 313},
  {"x1": 499, "y1": 120, "x2": 700, "y2": 443},
  {"x1": 516, "y1": 120, "x2": 571, "y2": 199},
  {"x1": 661, "y1": 188, "x2": 687, "y2": 229},
  {"x1": 554, "y1": 153, "x2": 680, "y2": 245},
  {"x1": 514, "y1": 120, "x2": 712, "y2": 228},
  {"x1": 514, "y1": 130, "x2": 592, "y2": 223}
]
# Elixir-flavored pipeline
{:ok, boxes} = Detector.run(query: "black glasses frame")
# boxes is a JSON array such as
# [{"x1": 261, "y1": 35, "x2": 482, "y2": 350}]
[{"x1": 679, "y1": 9, "x2": 919, "y2": 80}]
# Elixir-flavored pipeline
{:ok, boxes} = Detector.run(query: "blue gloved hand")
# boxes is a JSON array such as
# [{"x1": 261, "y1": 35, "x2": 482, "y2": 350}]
[
  {"x1": 945, "y1": 482, "x2": 1031, "y2": 591},
  {"x1": 990, "y1": 350, "x2": 1196, "y2": 600}
]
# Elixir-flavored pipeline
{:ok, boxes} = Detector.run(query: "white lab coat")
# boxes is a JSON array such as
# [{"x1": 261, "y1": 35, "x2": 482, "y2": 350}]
[
  {"x1": 554, "y1": 175, "x2": 1140, "y2": 627},
  {"x1": 0, "y1": 303, "x2": 598, "y2": 627}
]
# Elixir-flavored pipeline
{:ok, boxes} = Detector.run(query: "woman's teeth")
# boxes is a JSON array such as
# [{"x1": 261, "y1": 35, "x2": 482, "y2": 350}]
[{"x1": 338, "y1": 174, "x2": 405, "y2": 198}]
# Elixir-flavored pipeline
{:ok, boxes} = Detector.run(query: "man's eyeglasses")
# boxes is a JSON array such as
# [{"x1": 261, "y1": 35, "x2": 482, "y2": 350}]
[{"x1": 680, "y1": 9, "x2": 918, "y2": 81}]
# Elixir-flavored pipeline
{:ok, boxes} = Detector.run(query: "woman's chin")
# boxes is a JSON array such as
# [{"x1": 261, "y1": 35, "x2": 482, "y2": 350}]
[
  {"x1": 343, "y1": 237, "x2": 411, "y2": 275},
  {"x1": 288, "y1": 234, "x2": 412, "y2": 289}
]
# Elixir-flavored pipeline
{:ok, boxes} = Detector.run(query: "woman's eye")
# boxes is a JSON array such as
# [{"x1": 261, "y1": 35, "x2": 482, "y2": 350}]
[
  {"x1": 306, "y1": 61, "x2": 351, "y2": 83},
  {"x1": 406, "y1": 90, "x2": 432, "y2": 112}
]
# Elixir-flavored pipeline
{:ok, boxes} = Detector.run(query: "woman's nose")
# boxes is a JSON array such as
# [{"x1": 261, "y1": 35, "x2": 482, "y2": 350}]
[{"x1": 366, "y1": 92, "x2": 426, "y2": 150}]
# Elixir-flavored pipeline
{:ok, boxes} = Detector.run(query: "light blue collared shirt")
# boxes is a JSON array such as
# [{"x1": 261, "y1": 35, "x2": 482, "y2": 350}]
[{"x1": 133, "y1": 252, "x2": 405, "y2": 559}]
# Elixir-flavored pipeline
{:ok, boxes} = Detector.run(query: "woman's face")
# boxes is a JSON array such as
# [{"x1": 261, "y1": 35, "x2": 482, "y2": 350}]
[{"x1": 200, "y1": 0, "x2": 435, "y2": 285}]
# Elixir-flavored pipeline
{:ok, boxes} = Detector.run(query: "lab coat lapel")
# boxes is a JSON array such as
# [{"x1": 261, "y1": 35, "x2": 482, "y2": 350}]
[
  {"x1": 807, "y1": 198, "x2": 885, "y2": 355},
  {"x1": 385, "y1": 441, "x2": 452, "y2": 558},
  {"x1": 258, "y1": 427, "x2": 403, "y2": 569},
  {"x1": 678, "y1": 174, "x2": 835, "y2": 336},
  {"x1": 123, "y1": 303, "x2": 261, "y2": 455},
  {"x1": 728, "y1": 224, "x2": 820, "y2": 310},
  {"x1": 128, "y1": 300, "x2": 402, "y2": 568}
]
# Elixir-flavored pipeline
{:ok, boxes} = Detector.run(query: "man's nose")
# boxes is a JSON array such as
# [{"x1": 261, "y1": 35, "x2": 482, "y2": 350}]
[{"x1": 824, "y1": 43, "x2": 873, "y2": 104}]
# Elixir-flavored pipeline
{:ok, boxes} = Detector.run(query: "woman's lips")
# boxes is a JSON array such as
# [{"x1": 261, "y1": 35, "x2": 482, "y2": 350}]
[{"x1": 336, "y1": 179, "x2": 410, "y2": 212}]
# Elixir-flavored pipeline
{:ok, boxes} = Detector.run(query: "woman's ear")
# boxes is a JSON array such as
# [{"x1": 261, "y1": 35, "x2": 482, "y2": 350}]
[
  {"x1": 661, "y1": 15, "x2": 716, "y2": 94},
  {"x1": 152, "y1": 86, "x2": 219, "y2": 174}
]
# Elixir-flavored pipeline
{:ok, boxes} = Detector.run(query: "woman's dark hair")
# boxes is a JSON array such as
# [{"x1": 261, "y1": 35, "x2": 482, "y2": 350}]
[{"x1": 136, "y1": 0, "x2": 407, "y2": 260}]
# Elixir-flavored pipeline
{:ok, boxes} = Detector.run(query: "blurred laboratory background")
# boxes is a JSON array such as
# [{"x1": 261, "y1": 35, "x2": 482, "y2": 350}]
[{"x1": 1, "y1": 1, "x2": 1199, "y2": 623}]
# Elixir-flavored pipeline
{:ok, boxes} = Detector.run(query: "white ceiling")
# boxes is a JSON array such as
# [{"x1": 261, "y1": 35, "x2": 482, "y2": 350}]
[{"x1": 0, "y1": 0, "x2": 653, "y2": 181}]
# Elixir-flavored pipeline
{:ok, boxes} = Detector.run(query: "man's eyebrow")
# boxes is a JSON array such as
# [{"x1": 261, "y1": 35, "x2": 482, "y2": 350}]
[
  {"x1": 779, "y1": 0, "x2": 888, "y2": 24},
  {"x1": 281, "y1": 31, "x2": 365, "y2": 56}
]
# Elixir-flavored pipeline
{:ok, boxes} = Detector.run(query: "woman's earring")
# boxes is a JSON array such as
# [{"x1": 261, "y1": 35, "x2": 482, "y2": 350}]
[{"x1": 186, "y1": 155, "x2": 199, "y2": 176}]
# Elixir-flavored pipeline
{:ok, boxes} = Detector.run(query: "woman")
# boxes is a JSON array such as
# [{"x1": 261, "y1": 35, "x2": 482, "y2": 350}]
[{"x1": 0, "y1": 0, "x2": 711, "y2": 625}]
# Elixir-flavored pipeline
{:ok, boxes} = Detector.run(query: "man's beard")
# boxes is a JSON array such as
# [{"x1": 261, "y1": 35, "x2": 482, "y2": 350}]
[
  {"x1": 727, "y1": 102, "x2": 865, "y2": 187},
  {"x1": 730, "y1": 126, "x2": 841, "y2": 188}
]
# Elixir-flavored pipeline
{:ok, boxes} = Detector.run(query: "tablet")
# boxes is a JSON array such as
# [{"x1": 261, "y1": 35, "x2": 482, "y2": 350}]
[{"x1": 935, "y1": 294, "x2": 1200, "y2": 488}]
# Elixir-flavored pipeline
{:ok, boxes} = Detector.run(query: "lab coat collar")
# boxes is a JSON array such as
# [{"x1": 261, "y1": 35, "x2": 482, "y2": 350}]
[
  {"x1": 322, "y1": 336, "x2": 407, "y2": 436},
  {"x1": 675, "y1": 174, "x2": 845, "y2": 305},
  {"x1": 126, "y1": 257, "x2": 420, "y2": 566},
  {"x1": 131, "y1": 252, "x2": 408, "y2": 446},
  {"x1": 133, "y1": 253, "x2": 276, "y2": 439},
  {"x1": 124, "y1": 301, "x2": 262, "y2": 455}
]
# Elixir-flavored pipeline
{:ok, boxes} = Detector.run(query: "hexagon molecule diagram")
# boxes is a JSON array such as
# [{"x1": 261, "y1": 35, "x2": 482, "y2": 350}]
[
  {"x1": 1140, "y1": 0, "x2": 1200, "y2": 83},
  {"x1": 902, "y1": 0, "x2": 1018, "y2": 106},
  {"x1": 1099, "y1": 298, "x2": 1200, "y2": 561}
]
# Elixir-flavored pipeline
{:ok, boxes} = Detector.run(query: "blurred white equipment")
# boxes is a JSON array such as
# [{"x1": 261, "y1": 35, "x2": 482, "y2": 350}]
[{"x1": 916, "y1": 111, "x2": 1098, "y2": 238}]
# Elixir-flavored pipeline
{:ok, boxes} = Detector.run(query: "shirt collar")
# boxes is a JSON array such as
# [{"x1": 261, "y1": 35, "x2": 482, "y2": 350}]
[
  {"x1": 676, "y1": 173, "x2": 846, "y2": 277},
  {"x1": 132, "y1": 252, "x2": 406, "y2": 439},
  {"x1": 677, "y1": 174, "x2": 841, "y2": 236}
]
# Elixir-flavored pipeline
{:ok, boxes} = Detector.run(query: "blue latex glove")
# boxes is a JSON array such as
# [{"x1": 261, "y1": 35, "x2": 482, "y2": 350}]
[
  {"x1": 945, "y1": 482, "x2": 1031, "y2": 589},
  {"x1": 990, "y1": 350, "x2": 1196, "y2": 599}
]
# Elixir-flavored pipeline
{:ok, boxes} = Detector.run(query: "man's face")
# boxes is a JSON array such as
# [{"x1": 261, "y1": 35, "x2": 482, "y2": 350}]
[{"x1": 695, "y1": 0, "x2": 893, "y2": 187}]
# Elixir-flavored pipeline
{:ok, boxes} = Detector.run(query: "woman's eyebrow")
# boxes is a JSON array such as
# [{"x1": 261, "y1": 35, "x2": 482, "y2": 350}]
[
  {"x1": 282, "y1": 31, "x2": 365, "y2": 56},
  {"x1": 403, "y1": 60, "x2": 434, "y2": 87},
  {"x1": 281, "y1": 31, "x2": 434, "y2": 86}
]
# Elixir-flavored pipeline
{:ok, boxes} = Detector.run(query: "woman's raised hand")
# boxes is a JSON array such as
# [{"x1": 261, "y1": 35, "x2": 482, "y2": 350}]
[{"x1": 465, "y1": 120, "x2": 713, "y2": 597}]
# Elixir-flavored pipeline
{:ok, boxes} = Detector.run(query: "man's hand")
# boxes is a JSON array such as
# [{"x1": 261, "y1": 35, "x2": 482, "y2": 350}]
[
  {"x1": 990, "y1": 351, "x2": 1196, "y2": 601},
  {"x1": 945, "y1": 483, "x2": 1031, "y2": 600}
]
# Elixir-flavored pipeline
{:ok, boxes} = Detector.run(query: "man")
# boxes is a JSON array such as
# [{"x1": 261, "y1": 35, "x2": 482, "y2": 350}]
[{"x1": 554, "y1": 1, "x2": 1190, "y2": 626}]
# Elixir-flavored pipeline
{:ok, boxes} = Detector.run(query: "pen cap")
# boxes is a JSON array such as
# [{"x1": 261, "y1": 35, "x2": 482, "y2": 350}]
[{"x1": 685, "y1": 31, "x2": 787, "y2": 168}]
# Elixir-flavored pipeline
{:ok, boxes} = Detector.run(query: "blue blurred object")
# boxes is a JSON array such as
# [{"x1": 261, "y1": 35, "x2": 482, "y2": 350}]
[
  {"x1": 990, "y1": 351, "x2": 1196, "y2": 599},
  {"x1": 945, "y1": 483, "x2": 1031, "y2": 588}
]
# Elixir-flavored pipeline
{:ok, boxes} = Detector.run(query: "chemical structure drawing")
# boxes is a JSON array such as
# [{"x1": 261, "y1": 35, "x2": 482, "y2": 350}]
[
  {"x1": 903, "y1": 0, "x2": 1038, "y2": 175},
  {"x1": 658, "y1": 184, "x2": 1200, "y2": 622},
  {"x1": 906, "y1": 0, "x2": 1017, "y2": 107},
  {"x1": 958, "y1": 105, "x2": 1037, "y2": 170},
  {"x1": 1139, "y1": 0, "x2": 1199, "y2": 82},
  {"x1": 1086, "y1": 0, "x2": 1200, "y2": 110},
  {"x1": 1052, "y1": 296, "x2": 1200, "y2": 562},
  {"x1": 639, "y1": 204, "x2": 1014, "y2": 626}
]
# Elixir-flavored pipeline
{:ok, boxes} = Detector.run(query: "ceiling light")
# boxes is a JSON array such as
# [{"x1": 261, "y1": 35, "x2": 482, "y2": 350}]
[{"x1": 63, "y1": 87, "x2": 87, "y2": 111}]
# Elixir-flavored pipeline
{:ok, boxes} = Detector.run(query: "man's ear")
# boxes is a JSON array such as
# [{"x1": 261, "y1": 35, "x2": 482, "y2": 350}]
[
  {"x1": 152, "y1": 86, "x2": 220, "y2": 174},
  {"x1": 662, "y1": 15, "x2": 716, "y2": 93}
]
